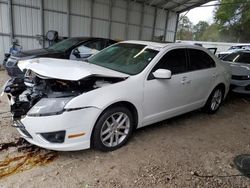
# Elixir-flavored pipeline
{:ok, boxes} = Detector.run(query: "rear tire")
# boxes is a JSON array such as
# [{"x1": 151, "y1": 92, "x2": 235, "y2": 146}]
[
  {"x1": 203, "y1": 87, "x2": 224, "y2": 114},
  {"x1": 92, "y1": 106, "x2": 134, "y2": 151}
]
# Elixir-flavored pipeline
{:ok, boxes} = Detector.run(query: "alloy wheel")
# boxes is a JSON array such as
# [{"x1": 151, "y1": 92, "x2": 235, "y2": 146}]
[
  {"x1": 100, "y1": 112, "x2": 130, "y2": 147},
  {"x1": 211, "y1": 89, "x2": 222, "y2": 111}
]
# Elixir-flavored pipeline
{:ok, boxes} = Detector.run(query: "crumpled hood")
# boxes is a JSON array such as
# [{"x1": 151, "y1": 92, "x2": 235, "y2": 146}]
[
  {"x1": 223, "y1": 61, "x2": 250, "y2": 76},
  {"x1": 18, "y1": 58, "x2": 129, "y2": 81}
]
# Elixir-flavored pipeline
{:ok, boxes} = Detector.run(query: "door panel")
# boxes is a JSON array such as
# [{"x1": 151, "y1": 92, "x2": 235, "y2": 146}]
[
  {"x1": 143, "y1": 72, "x2": 193, "y2": 124},
  {"x1": 187, "y1": 48, "x2": 218, "y2": 102},
  {"x1": 185, "y1": 68, "x2": 215, "y2": 103},
  {"x1": 143, "y1": 48, "x2": 191, "y2": 124}
]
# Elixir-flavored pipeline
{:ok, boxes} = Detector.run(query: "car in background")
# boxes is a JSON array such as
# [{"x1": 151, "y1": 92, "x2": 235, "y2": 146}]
[
  {"x1": 221, "y1": 50, "x2": 250, "y2": 94},
  {"x1": 3, "y1": 41, "x2": 231, "y2": 151},
  {"x1": 218, "y1": 44, "x2": 250, "y2": 59},
  {"x1": 4, "y1": 37, "x2": 117, "y2": 77}
]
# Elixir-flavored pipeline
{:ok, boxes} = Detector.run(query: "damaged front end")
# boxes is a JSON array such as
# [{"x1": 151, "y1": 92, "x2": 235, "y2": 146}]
[{"x1": 4, "y1": 70, "x2": 125, "y2": 120}]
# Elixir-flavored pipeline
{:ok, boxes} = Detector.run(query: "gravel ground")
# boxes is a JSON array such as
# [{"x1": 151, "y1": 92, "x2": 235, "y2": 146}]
[{"x1": 0, "y1": 70, "x2": 250, "y2": 188}]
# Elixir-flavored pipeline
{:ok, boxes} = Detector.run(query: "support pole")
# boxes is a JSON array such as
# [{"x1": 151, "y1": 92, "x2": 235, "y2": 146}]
[
  {"x1": 108, "y1": 0, "x2": 113, "y2": 38},
  {"x1": 90, "y1": 0, "x2": 94, "y2": 37},
  {"x1": 66, "y1": 0, "x2": 70, "y2": 37},
  {"x1": 8, "y1": 0, "x2": 14, "y2": 43},
  {"x1": 39, "y1": 0, "x2": 44, "y2": 47},
  {"x1": 151, "y1": 6, "x2": 157, "y2": 41},
  {"x1": 163, "y1": 10, "x2": 169, "y2": 42},
  {"x1": 125, "y1": 0, "x2": 130, "y2": 40},
  {"x1": 139, "y1": 3, "x2": 145, "y2": 40},
  {"x1": 173, "y1": 13, "x2": 179, "y2": 42}
]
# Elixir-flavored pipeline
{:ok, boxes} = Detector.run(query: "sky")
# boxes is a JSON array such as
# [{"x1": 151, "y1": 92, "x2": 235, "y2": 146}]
[{"x1": 183, "y1": 1, "x2": 217, "y2": 25}]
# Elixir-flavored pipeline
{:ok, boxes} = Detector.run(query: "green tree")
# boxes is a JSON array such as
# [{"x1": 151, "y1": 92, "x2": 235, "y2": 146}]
[
  {"x1": 200, "y1": 24, "x2": 220, "y2": 42},
  {"x1": 193, "y1": 21, "x2": 209, "y2": 41},
  {"x1": 176, "y1": 16, "x2": 193, "y2": 40},
  {"x1": 214, "y1": 0, "x2": 250, "y2": 42}
]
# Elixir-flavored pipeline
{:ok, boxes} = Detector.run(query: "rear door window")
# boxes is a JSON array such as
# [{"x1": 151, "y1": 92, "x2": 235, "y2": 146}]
[
  {"x1": 85, "y1": 40, "x2": 103, "y2": 51},
  {"x1": 188, "y1": 49, "x2": 216, "y2": 71},
  {"x1": 106, "y1": 40, "x2": 116, "y2": 47}
]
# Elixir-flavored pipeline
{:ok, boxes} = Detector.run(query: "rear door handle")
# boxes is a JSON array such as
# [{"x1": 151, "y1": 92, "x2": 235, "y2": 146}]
[
  {"x1": 181, "y1": 80, "x2": 191, "y2": 84},
  {"x1": 181, "y1": 76, "x2": 187, "y2": 84},
  {"x1": 181, "y1": 77, "x2": 191, "y2": 85}
]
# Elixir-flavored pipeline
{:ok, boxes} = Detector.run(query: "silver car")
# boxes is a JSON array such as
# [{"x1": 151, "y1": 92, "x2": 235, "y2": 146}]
[{"x1": 222, "y1": 50, "x2": 250, "y2": 94}]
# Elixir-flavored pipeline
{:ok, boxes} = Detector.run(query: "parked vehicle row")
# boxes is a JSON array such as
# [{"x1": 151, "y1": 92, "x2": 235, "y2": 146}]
[
  {"x1": 2, "y1": 41, "x2": 231, "y2": 151},
  {"x1": 221, "y1": 50, "x2": 250, "y2": 94},
  {"x1": 3, "y1": 37, "x2": 117, "y2": 78},
  {"x1": 218, "y1": 44, "x2": 250, "y2": 59},
  {"x1": 2, "y1": 30, "x2": 68, "y2": 70}
]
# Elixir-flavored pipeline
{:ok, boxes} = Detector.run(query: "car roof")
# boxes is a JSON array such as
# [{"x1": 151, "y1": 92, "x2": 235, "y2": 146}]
[
  {"x1": 120, "y1": 40, "x2": 207, "y2": 51},
  {"x1": 232, "y1": 44, "x2": 250, "y2": 47},
  {"x1": 69, "y1": 37, "x2": 117, "y2": 42},
  {"x1": 121, "y1": 40, "x2": 170, "y2": 48},
  {"x1": 231, "y1": 50, "x2": 250, "y2": 54}
]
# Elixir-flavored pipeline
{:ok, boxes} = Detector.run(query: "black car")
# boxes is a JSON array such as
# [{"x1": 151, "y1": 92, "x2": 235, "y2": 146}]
[{"x1": 4, "y1": 37, "x2": 117, "y2": 77}]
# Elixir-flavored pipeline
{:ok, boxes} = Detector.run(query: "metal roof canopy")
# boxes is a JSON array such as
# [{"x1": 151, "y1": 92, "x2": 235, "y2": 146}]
[{"x1": 135, "y1": 0, "x2": 215, "y2": 13}]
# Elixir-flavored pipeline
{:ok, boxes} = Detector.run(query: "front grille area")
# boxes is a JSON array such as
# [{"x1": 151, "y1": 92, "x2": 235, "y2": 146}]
[{"x1": 232, "y1": 75, "x2": 250, "y2": 80}]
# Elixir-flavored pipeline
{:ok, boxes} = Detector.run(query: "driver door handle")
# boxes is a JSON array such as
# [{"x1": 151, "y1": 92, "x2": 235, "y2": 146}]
[{"x1": 181, "y1": 76, "x2": 191, "y2": 85}]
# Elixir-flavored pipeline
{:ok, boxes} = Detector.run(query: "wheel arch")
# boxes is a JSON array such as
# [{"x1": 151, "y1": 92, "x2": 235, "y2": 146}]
[
  {"x1": 207, "y1": 83, "x2": 226, "y2": 100},
  {"x1": 215, "y1": 83, "x2": 226, "y2": 98},
  {"x1": 90, "y1": 101, "x2": 139, "y2": 147},
  {"x1": 101, "y1": 101, "x2": 139, "y2": 129}
]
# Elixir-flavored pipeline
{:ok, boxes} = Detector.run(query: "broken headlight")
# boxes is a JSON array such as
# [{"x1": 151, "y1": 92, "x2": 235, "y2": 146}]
[{"x1": 27, "y1": 97, "x2": 72, "y2": 117}]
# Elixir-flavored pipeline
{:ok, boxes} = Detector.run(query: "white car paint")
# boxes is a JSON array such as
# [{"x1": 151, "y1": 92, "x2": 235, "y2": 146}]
[
  {"x1": 223, "y1": 61, "x2": 250, "y2": 94},
  {"x1": 9, "y1": 41, "x2": 230, "y2": 151},
  {"x1": 18, "y1": 58, "x2": 129, "y2": 81}
]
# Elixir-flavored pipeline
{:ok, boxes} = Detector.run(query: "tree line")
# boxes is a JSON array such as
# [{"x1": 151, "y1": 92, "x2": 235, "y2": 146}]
[{"x1": 177, "y1": 0, "x2": 250, "y2": 43}]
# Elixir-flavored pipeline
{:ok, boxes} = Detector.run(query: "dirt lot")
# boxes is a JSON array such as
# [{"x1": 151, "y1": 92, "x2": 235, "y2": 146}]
[{"x1": 0, "y1": 70, "x2": 250, "y2": 188}]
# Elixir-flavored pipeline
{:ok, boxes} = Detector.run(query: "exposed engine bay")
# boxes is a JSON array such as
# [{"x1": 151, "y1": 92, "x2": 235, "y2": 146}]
[{"x1": 4, "y1": 70, "x2": 125, "y2": 119}]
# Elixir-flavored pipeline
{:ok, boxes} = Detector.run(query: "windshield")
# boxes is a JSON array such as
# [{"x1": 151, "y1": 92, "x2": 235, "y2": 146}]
[
  {"x1": 88, "y1": 43, "x2": 158, "y2": 75},
  {"x1": 47, "y1": 38, "x2": 82, "y2": 52},
  {"x1": 222, "y1": 52, "x2": 250, "y2": 64}
]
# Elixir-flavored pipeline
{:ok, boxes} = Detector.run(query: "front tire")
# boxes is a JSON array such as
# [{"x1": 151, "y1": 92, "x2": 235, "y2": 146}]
[
  {"x1": 92, "y1": 106, "x2": 134, "y2": 151},
  {"x1": 203, "y1": 87, "x2": 224, "y2": 114}
]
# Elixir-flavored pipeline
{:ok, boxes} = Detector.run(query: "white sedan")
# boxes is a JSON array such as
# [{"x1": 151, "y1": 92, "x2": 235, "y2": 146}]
[{"x1": 3, "y1": 41, "x2": 231, "y2": 151}]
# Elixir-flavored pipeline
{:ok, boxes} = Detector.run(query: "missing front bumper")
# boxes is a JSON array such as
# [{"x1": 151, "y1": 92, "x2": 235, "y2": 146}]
[{"x1": 13, "y1": 120, "x2": 32, "y2": 138}]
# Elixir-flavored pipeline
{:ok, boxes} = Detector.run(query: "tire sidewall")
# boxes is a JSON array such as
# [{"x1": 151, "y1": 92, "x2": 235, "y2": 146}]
[{"x1": 204, "y1": 87, "x2": 224, "y2": 114}]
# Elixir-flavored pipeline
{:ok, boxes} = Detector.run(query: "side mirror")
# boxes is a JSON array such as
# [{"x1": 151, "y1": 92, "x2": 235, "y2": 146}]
[
  {"x1": 153, "y1": 69, "x2": 172, "y2": 79},
  {"x1": 73, "y1": 48, "x2": 80, "y2": 58}
]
